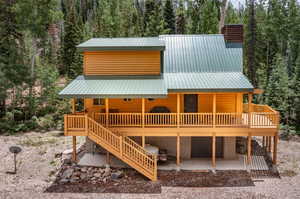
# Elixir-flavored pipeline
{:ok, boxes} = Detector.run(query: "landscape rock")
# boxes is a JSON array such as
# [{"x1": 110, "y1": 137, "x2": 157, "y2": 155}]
[
  {"x1": 93, "y1": 173, "x2": 102, "y2": 178},
  {"x1": 81, "y1": 167, "x2": 87, "y2": 172},
  {"x1": 103, "y1": 167, "x2": 111, "y2": 177},
  {"x1": 61, "y1": 168, "x2": 74, "y2": 179},
  {"x1": 111, "y1": 170, "x2": 124, "y2": 179}
]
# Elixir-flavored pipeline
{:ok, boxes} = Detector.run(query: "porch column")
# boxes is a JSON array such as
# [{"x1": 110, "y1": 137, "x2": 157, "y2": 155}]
[
  {"x1": 268, "y1": 137, "x2": 272, "y2": 152},
  {"x1": 273, "y1": 134, "x2": 278, "y2": 165},
  {"x1": 177, "y1": 133, "x2": 180, "y2": 165},
  {"x1": 213, "y1": 94, "x2": 216, "y2": 127},
  {"x1": 72, "y1": 98, "x2": 76, "y2": 113},
  {"x1": 262, "y1": 136, "x2": 266, "y2": 148},
  {"x1": 72, "y1": 136, "x2": 77, "y2": 162},
  {"x1": 142, "y1": 98, "x2": 145, "y2": 147},
  {"x1": 212, "y1": 133, "x2": 216, "y2": 169},
  {"x1": 105, "y1": 98, "x2": 109, "y2": 127},
  {"x1": 177, "y1": 94, "x2": 180, "y2": 127},
  {"x1": 247, "y1": 133, "x2": 252, "y2": 165},
  {"x1": 248, "y1": 93, "x2": 253, "y2": 127}
]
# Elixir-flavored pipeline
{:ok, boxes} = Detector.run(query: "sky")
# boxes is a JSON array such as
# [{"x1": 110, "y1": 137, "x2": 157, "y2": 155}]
[{"x1": 230, "y1": 0, "x2": 245, "y2": 8}]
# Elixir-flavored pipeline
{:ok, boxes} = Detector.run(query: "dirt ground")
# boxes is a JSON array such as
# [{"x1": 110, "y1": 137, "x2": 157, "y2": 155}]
[{"x1": 1, "y1": 131, "x2": 300, "y2": 199}]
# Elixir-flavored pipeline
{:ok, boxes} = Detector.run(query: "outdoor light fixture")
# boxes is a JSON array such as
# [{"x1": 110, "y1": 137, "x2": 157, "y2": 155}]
[{"x1": 7, "y1": 146, "x2": 22, "y2": 174}]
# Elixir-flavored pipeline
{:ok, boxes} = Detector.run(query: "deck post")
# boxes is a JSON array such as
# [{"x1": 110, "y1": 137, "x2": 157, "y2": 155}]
[
  {"x1": 142, "y1": 98, "x2": 145, "y2": 147},
  {"x1": 273, "y1": 134, "x2": 278, "y2": 165},
  {"x1": 105, "y1": 98, "x2": 109, "y2": 127},
  {"x1": 177, "y1": 94, "x2": 180, "y2": 127},
  {"x1": 106, "y1": 151, "x2": 110, "y2": 166},
  {"x1": 268, "y1": 137, "x2": 272, "y2": 152},
  {"x1": 72, "y1": 99, "x2": 76, "y2": 113},
  {"x1": 176, "y1": 133, "x2": 180, "y2": 165},
  {"x1": 247, "y1": 133, "x2": 252, "y2": 165},
  {"x1": 72, "y1": 136, "x2": 77, "y2": 162},
  {"x1": 248, "y1": 93, "x2": 253, "y2": 127},
  {"x1": 142, "y1": 136, "x2": 145, "y2": 148},
  {"x1": 262, "y1": 136, "x2": 265, "y2": 148},
  {"x1": 212, "y1": 133, "x2": 216, "y2": 169},
  {"x1": 213, "y1": 94, "x2": 216, "y2": 127}
]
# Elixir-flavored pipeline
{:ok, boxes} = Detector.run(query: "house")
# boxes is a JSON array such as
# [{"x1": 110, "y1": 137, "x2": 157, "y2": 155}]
[{"x1": 59, "y1": 25, "x2": 279, "y2": 181}]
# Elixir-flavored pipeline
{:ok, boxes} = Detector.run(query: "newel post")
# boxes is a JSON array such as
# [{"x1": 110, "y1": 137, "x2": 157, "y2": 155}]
[
  {"x1": 64, "y1": 115, "x2": 68, "y2": 136},
  {"x1": 119, "y1": 136, "x2": 123, "y2": 157}
]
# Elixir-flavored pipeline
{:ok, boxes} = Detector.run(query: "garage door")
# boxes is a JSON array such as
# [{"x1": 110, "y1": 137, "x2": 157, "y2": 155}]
[{"x1": 191, "y1": 137, "x2": 223, "y2": 158}]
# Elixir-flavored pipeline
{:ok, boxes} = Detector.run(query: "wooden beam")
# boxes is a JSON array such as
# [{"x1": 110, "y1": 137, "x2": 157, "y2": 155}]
[
  {"x1": 72, "y1": 136, "x2": 77, "y2": 162},
  {"x1": 247, "y1": 133, "x2": 252, "y2": 165},
  {"x1": 177, "y1": 94, "x2": 180, "y2": 128},
  {"x1": 213, "y1": 94, "x2": 216, "y2": 128},
  {"x1": 177, "y1": 133, "x2": 180, "y2": 165},
  {"x1": 72, "y1": 99, "x2": 76, "y2": 113},
  {"x1": 212, "y1": 133, "x2": 216, "y2": 168},
  {"x1": 273, "y1": 134, "x2": 278, "y2": 164},
  {"x1": 105, "y1": 98, "x2": 109, "y2": 127},
  {"x1": 142, "y1": 98, "x2": 145, "y2": 128},
  {"x1": 253, "y1": 89, "x2": 264, "y2": 94},
  {"x1": 248, "y1": 93, "x2": 253, "y2": 127},
  {"x1": 142, "y1": 136, "x2": 145, "y2": 148}
]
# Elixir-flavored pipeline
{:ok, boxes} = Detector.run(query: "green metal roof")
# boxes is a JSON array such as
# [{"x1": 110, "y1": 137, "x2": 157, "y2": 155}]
[
  {"x1": 59, "y1": 75, "x2": 167, "y2": 98},
  {"x1": 164, "y1": 72, "x2": 253, "y2": 92},
  {"x1": 77, "y1": 37, "x2": 165, "y2": 52},
  {"x1": 160, "y1": 35, "x2": 242, "y2": 73}
]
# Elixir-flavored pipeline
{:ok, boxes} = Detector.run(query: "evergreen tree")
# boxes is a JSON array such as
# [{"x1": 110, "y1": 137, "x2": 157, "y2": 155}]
[
  {"x1": 145, "y1": 0, "x2": 165, "y2": 36},
  {"x1": 61, "y1": 2, "x2": 84, "y2": 78},
  {"x1": 176, "y1": 0, "x2": 186, "y2": 34},
  {"x1": 265, "y1": 54, "x2": 290, "y2": 123},
  {"x1": 163, "y1": 0, "x2": 176, "y2": 34}
]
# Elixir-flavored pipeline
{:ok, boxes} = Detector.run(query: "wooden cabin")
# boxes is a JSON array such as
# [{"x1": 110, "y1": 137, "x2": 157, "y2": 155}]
[{"x1": 59, "y1": 25, "x2": 279, "y2": 181}]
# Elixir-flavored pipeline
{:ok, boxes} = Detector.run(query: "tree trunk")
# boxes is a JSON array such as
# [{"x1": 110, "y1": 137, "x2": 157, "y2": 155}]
[{"x1": 218, "y1": 0, "x2": 228, "y2": 33}]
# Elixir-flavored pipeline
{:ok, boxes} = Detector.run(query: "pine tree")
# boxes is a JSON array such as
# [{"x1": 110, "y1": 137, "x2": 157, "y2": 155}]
[
  {"x1": 61, "y1": 2, "x2": 83, "y2": 78},
  {"x1": 291, "y1": 53, "x2": 300, "y2": 130},
  {"x1": 176, "y1": 0, "x2": 186, "y2": 34},
  {"x1": 144, "y1": 0, "x2": 156, "y2": 34},
  {"x1": 265, "y1": 54, "x2": 290, "y2": 123},
  {"x1": 163, "y1": 0, "x2": 175, "y2": 34},
  {"x1": 145, "y1": 0, "x2": 165, "y2": 36}
]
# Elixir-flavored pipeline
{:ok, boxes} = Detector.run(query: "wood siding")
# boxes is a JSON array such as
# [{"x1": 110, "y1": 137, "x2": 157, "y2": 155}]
[{"x1": 83, "y1": 51, "x2": 161, "y2": 75}]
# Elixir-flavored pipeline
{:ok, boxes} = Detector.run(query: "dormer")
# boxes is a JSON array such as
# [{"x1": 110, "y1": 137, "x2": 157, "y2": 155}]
[{"x1": 77, "y1": 38, "x2": 165, "y2": 76}]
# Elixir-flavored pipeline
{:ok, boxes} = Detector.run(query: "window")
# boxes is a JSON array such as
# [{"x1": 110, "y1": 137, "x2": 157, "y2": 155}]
[
  {"x1": 93, "y1": 98, "x2": 105, "y2": 106},
  {"x1": 123, "y1": 98, "x2": 132, "y2": 102},
  {"x1": 148, "y1": 98, "x2": 155, "y2": 101},
  {"x1": 75, "y1": 99, "x2": 84, "y2": 112}
]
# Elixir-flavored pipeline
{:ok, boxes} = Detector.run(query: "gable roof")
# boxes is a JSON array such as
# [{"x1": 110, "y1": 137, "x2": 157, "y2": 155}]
[
  {"x1": 59, "y1": 35, "x2": 253, "y2": 98},
  {"x1": 77, "y1": 37, "x2": 165, "y2": 52},
  {"x1": 160, "y1": 35, "x2": 242, "y2": 73}
]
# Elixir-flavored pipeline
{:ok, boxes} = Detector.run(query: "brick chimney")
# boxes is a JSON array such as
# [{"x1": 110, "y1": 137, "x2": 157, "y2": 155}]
[{"x1": 221, "y1": 24, "x2": 243, "y2": 43}]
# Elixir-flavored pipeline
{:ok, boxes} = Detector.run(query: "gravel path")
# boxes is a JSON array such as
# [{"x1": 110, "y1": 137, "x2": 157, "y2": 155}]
[{"x1": 0, "y1": 132, "x2": 300, "y2": 199}]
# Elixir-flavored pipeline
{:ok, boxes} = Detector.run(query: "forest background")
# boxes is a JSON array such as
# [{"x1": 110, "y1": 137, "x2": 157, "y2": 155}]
[{"x1": 0, "y1": 0, "x2": 299, "y2": 135}]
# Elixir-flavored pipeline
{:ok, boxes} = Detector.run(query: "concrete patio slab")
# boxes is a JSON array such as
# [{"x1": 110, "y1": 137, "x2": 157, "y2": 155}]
[{"x1": 78, "y1": 153, "x2": 269, "y2": 171}]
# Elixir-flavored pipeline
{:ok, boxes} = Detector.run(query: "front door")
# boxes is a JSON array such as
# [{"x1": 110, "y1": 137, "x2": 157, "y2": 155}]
[{"x1": 184, "y1": 94, "x2": 198, "y2": 113}]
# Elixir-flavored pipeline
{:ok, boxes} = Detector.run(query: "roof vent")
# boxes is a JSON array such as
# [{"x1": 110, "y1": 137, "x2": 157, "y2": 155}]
[{"x1": 221, "y1": 24, "x2": 243, "y2": 43}]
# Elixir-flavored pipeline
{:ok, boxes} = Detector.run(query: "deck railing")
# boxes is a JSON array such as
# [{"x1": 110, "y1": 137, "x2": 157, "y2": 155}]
[{"x1": 91, "y1": 104, "x2": 279, "y2": 128}]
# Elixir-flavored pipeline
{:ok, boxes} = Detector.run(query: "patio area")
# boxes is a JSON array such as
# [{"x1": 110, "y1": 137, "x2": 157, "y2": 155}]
[{"x1": 78, "y1": 152, "x2": 269, "y2": 171}]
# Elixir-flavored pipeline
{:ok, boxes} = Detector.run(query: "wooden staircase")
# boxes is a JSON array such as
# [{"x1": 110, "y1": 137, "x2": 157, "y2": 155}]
[{"x1": 86, "y1": 117, "x2": 157, "y2": 181}]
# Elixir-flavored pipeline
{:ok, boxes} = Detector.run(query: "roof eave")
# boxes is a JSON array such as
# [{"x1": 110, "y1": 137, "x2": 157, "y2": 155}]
[{"x1": 77, "y1": 46, "x2": 165, "y2": 52}]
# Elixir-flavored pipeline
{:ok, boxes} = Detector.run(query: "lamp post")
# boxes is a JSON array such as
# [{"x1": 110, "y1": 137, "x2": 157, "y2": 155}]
[{"x1": 8, "y1": 146, "x2": 22, "y2": 174}]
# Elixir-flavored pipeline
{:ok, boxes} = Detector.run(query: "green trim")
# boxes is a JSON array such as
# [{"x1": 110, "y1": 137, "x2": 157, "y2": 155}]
[
  {"x1": 59, "y1": 94, "x2": 168, "y2": 99},
  {"x1": 77, "y1": 46, "x2": 165, "y2": 52}
]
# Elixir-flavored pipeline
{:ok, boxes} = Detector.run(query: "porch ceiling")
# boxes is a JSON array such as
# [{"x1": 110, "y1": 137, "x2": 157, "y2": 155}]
[{"x1": 59, "y1": 75, "x2": 168, "y2": 98}]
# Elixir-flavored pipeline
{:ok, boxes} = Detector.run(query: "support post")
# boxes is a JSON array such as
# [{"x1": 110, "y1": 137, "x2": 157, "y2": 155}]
[
  {"x1": 142, "y1": 98, "x2": 145, "y2": 147},
  {"x1": 177, "y1": 94, "x2": 180, "y2": 127},
  {"x1": 212, "y1": 133, "x2": 216, "y2": 169},
  {"x1": 248, "y1": 93, "x2": 253, "y2": 127},
  {"x1": 273, "y1": 134, "x2": 278, "y2": 165},
  {"x1": 64, "y1": 115, "x2": 68, "y2": 135},
  {"x1": 268, "y1": 137, "x2": 272, "y2": 152},
  {"x1": 85, "y1": 114, "x2": 88, "y2": 135},
  {"x1": 213, "y1": 94, "x2": 216, "y2": 127},
  {"x1": 106, "y1": 151, "x2": 110, "y2": 166},
  {"x1": 105, "y1": 98, "x2": 109, "y2": 127},
  {"x1": 262, "y1": 136, "x2": 265, "y2": 148},
  {"x1": 247, "y1": 133, "x2": 252, "y2": 165},
  {"x1": 72, "y1": 99, "x2": 76, "y2": 113},
  {"x1": 72, "y1": 136, "x2": 77, "y2": 162},
  {"x1": 177, "y1": 133, "x2": 180, "y2": 165}
]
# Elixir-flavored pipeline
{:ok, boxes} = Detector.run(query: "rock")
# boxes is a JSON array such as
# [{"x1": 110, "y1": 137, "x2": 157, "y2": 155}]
[
  {"x1": 94, "y1": 173, "x2": 102, "y2": 178},
  {"x1": 103, "y1": 167, "x2": 111, "y2": 177},
  {"x1": 70, "y1": 176, "x2": 80, "y2": 183},
  {"x1": 62, "y1": 148, "x2": 74, "y2": 155},
  {"x1": 61, "y1": 168, "x2": 74, "y2": 179},
  {"x1": 80, "y1": 173, "x2": 87, "y2": 180},
  {"x1": 81, "y1": 167, "x2": 87, "y2": 172},
  {"x1": 103, "y1": 177, "x2": 107, "y2": 183},
  {"x1": 111, "y1": 171, "x2": 124, "y2": 179},
  {"x1": 60, "y1": 178, "x2": 69, "y2": 184},
  {"x1": 55, "y1": 153, "x2": 62, "y2": 158},
  {"x1": 62, "y1": 158, "x2": 72, "y2": 165}
]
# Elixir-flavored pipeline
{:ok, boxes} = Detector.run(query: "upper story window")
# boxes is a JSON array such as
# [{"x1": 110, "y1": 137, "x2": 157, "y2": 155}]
[
  {"x1": 123, "y1": 98, "x2": 132, "y2": 102},
  {"x1": 93, "y1": 98, "x2": 105, "y2": 106}
]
